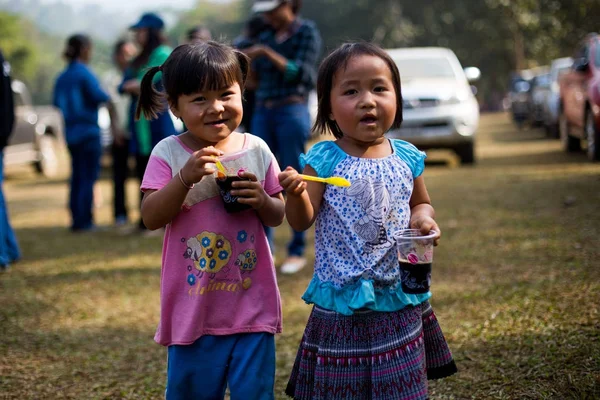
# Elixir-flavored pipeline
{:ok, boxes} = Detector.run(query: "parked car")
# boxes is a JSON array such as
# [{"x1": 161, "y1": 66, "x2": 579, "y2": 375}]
[
  {"x1": 559, "y1": 33, "x2": 600, "y2": 161},
  {"x1": 540, "y1": 57, "x2": 573, "y2": 137},
  {"x1": 508, "y1": 73, "x2": 531, "y2": 129},
  {"x1": 5, "y1": 80, "x2": 65, "y2": 177},
  {"x1": 527, "y1": 69, "x2": 550, "y2": 128},
  {"x1": 385, "y1": 47, "x2": 480, "y2": 164}
]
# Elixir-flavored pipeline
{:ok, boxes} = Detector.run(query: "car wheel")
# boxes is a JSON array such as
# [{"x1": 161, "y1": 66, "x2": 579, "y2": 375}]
[
  {"x1": 585, "y1": 110, "x2": 600, "y2": 162},
  {"x1": 34, "y1": 134, "x2": 60, "y2": 178},
  {"x1": 559, "y1": 108, "x2": 580, "y2": 152},
  {"x1": 456, "y1": 142, "x2": 475, "y2": 165}
]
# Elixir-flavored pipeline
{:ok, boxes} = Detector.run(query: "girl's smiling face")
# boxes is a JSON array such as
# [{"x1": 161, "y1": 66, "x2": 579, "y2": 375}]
[
  {"x1": 329, "y1": 54, "x2": 398, "y2": 144},
  {"x1": 171, "y1": 82, "x2": 243, "y2": 145}
]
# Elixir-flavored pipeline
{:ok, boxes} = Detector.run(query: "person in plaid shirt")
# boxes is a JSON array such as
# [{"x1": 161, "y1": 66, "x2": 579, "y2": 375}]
[{"x1": 244, "y1": 0, "x2": 322, "y2": 274}]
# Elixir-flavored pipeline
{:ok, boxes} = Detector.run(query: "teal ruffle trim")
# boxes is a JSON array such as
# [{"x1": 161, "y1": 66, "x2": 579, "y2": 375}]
[{"x1": 301, "y1": 275, "x2": 431, "y2": 316}]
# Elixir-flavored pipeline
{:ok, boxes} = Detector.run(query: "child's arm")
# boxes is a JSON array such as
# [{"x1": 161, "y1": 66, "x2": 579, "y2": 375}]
[
  {"x1": 409, "y1": 176, "x2": 441, "y2": 246},
  {"x1": 141, "y1": 147, "x2": 223, "y2": 230},
  {"x1": 231, "y1": 171, "x2": 285, "y2": 227},
  {"x1": 278, "y1": 165, "x2": 325, "y2": 231}
]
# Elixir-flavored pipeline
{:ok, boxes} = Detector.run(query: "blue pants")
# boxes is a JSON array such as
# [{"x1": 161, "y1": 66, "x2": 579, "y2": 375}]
[
  {"x1": 166, "y1": 333, "x2": 275, "y2": 400},
  {"x1": 111, "y1": 139, "x2": 130, "y2": 221},
  {"x1": 0, "y1": 151, "x2": 20, "y2": 266},
  {"x1": 251, "y1": 103, "x2": 310, "y2": 257},
  {"x1": 68, "y1": 138, "x2": 101, "y2": 231}
]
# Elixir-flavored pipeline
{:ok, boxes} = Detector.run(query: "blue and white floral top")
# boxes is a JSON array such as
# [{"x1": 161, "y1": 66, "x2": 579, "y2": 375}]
[{"x1": 300, "y1": 139, "x2": 431, "y2": 315}]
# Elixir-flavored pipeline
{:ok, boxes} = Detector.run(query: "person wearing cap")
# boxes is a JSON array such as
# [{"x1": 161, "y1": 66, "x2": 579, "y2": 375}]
[
  {"x1": 244, "y1": 0, "x2": 322, "y2": 274},
  {"x1": 120, "y1": 13, "x2": 177, "y2": 233}
]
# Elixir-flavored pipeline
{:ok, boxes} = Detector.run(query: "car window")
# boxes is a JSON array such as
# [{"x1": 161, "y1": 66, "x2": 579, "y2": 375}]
[{"x1": 393, "y1": 57, "x2": 456, "y2": 80}]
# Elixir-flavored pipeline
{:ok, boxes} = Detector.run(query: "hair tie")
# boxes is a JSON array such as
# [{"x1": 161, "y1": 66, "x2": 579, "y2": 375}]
[{"x1": 158, "y1": 65, "x2": 163, "y2": 72}]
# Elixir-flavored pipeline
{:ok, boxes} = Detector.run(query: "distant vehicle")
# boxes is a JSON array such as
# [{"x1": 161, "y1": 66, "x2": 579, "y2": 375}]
[
  {"x1": 508, "y1": 73, "x2": 531, "y2": 129},
  {"x1": 527, "y1": 69, "x2": 550, "y2": 128},
  {"x1": 5, "y1": 80, "x2": 65, "y2": 177},
  {"x1": 559, "y1": 33, "x2": 600, "y2": 161},
  {"x1": 540, "y1": 57, "x2": 573, "y2": 137},
  {"x1": 385, "y1": 47, "x2": 480, "y2": 164}
]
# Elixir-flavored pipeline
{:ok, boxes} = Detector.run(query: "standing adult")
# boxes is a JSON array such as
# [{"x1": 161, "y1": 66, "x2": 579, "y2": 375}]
[
  {"x1": 0, "y1": 48, "x2": 21, "y2": 270},
  {"x1": 53, "y1": 34, "x2": 113, "y2": 232},
  {"x1": 233, "y1": 15, "x2": 270, "y2": 132},
  {"x1": 105, "y1": 40, "x2": 136, "y2": 226},
  {"x1": 245, "y1": 0, "x2": 322, "y2": 274},
  {"x1": 120, "y1": 13, "x2": 177, "y2": 232}
]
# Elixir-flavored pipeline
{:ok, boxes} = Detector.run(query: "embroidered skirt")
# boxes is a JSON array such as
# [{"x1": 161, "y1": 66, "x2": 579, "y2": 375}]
[{"x1": 285, "y1": 301, "x2": 457, "y2": 400}]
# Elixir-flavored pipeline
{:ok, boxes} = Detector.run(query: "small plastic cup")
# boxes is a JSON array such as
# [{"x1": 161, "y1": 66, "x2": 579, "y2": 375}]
[
  {"x1": 393, "y1": 229, "x2": 437, "y2": 294},
  {"x1": 215, "y1": 175, "x2": 252, "y2": 213},
  {"x1": 214, "y1": 150, "x2": 252, "y2": 213}
]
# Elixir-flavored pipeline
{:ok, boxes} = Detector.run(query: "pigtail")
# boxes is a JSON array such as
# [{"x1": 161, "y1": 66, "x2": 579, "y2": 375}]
[
  {"x1": 135, "y1": 66, "x2": 164, "y2": 121},
  {"x1": 234, "y1": 50, "x2": 250, "y2": 89}
]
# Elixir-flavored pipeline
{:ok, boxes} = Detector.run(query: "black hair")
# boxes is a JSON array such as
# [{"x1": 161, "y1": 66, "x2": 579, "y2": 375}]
[
  {"x1": 291, "y1": 0, "x2": 302, "y2": 15},
  {"x1": 63, "y1": 34, "x2": 91, "y2": 62},
  {"x1": 136, "y1": 41, "x2": 250, "y2": 120},
  {"x1": 313, "y1": 42, "x2": 403, "y2": 139},
  {"x1": 131, "y1": 27, "x2": 164, "y2": 70}
]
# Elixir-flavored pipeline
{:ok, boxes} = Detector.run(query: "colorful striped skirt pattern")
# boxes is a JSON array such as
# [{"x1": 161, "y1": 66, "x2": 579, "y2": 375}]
[{"x1": 285, "y1": 301, "x2": 457, "y2": 400}]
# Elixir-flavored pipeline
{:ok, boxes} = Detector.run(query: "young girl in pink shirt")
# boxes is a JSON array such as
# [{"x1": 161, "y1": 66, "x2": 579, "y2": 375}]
[{"x1": 136, "y1": 41, "x2": 285, "y2": 400}]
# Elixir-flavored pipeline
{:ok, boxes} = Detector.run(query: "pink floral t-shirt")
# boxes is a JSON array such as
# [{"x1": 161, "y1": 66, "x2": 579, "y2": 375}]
[{"x1": 142, "y1": 133, "x2": 283, "y2": 346}]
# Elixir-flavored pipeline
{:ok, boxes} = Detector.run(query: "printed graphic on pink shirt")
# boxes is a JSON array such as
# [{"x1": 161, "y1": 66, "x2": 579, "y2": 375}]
[{"x1": 182, "y1": 230, "x2": 259, "y2": 294}]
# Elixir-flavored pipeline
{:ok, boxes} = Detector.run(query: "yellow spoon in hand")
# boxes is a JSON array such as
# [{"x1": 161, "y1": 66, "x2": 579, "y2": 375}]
[
  {"x1": 299, "y1": 174, "x2": 351, "y2": 187},
  {"x1": 212, "y1": 157, "x2": 227, "y2": 178}
]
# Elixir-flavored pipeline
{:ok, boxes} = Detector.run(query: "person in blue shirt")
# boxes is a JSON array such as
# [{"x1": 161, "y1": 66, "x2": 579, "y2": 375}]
[
  {"x1": 244, "y1": 0, "x2": 322, "y2": 274},
  {"x1": 0, "y1": 48, "x2": 21, "y2": 271},
  {"x1": 53, "y1": 34, "x2": 115, "y2": 231}
]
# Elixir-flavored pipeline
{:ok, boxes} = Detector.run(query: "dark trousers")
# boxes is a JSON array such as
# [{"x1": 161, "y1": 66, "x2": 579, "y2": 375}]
[
  {"x1": 0, "y1": 151, "x2": 20, "y2": 265},
  {"x1": 68, "y1": 138, "x2": 102, "y2": 231},
  {"x1": 112, "y1": 140, "x2": 130, "y2": 220},
  {"x1": 135, "y1": 154, "x2": 150, "y2": 230},
  {"x1": 251, "y1": 103, "x2": 311, "y2": 257}
]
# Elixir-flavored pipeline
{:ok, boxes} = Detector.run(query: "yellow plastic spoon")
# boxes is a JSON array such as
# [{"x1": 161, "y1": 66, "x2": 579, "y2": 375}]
[
  {"x1": 299, "y1": 174, "x2": 351, "y2": 187},
  {"x1": 213, "y1": 157, "x2": 227, "y2": 176}
]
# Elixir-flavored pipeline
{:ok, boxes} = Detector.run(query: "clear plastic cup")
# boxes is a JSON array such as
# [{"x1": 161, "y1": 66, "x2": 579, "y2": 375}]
[
  {"x1": 214, "y1": 149, "x2": 252, "y2": 213},
  {"x1": 393, "y1": 229, "x2": 437, "y2": 294}
]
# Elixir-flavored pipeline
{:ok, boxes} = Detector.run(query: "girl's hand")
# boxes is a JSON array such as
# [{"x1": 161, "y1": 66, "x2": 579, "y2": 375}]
[
  {"x1": 180, "y1": 146, "x2": 224, "y2": 186},
  {"x1": 410, "y1": 215, "x2": 441, "y2": 246},
  {"x1": 278, "y1": 167, "x2": 307, "y2": 197},
  {"x1": 231, "y1": 171, "x2": 268, "y2": 210}
]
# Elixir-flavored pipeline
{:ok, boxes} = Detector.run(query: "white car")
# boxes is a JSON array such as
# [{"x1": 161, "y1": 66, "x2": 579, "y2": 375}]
[{"x1": 385, "y1": 47, "x2": 480, "y2": 164}]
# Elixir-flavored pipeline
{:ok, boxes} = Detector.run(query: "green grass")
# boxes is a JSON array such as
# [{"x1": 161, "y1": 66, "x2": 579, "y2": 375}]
[{"x1": 1, "y1": 113, "x2": 599, "y2": 399}]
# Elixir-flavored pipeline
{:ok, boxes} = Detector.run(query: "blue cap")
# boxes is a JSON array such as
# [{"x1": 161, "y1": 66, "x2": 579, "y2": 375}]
[{"x1": 130, "y1": 13, "x2": 164, "y2": 30}]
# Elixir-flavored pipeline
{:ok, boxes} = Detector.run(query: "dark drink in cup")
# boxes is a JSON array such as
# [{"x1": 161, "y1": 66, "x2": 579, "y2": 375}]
[
  {"x1": 394, "y1": 229, "x2": 437, "y2": 295},
  {"x1": 399, "y1": 261, "x2": 432, "y2": 294},
  {"x1": 215, "y1": 176, "x2": 252, "y2": 213}
]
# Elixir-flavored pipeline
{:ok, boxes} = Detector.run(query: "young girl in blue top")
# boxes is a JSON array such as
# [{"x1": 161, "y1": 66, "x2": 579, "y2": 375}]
[{"x1": 279, "y1": 42, "x2": 457, "y2": 400}]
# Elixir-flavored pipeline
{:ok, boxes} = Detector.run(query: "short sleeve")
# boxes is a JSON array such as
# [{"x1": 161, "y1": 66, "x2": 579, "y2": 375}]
[
  {"x1": 251, "y1": 137, "x2": 282, "y2": 196},
  {"x1": 391, "y1": 139, "x2": 427, "y2": 178},
  {"x1": 141, "y1": 140, "x2": 173, "y2": 191},
  {"x1": 299, "y1": 141, "x2": 346, "y2": 178}
]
